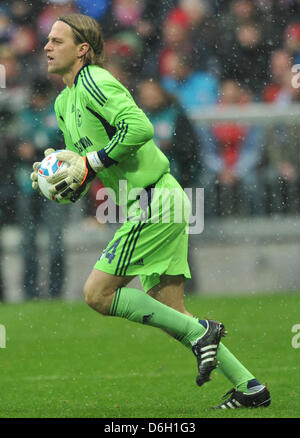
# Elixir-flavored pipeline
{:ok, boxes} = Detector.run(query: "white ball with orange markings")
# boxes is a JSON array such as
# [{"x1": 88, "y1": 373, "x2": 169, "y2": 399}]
[{"x1": 37, "y1": 150, "x2": 71, "y2": 203}]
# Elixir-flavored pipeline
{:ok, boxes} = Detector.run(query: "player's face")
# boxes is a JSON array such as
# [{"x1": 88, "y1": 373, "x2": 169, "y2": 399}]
[{"x1": 44, "y1": 21, "x2": 79, "y2": 76}]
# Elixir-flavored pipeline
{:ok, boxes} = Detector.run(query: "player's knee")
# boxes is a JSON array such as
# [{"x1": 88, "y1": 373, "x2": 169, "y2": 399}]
[{"x1": 83, "y1": 280, "x2": 110, "y2": 315}]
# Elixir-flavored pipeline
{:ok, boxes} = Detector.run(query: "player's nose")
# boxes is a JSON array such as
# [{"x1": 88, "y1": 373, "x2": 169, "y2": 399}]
[{"x1": 44, "y1": 40, "x2": 52, "y2": 51}]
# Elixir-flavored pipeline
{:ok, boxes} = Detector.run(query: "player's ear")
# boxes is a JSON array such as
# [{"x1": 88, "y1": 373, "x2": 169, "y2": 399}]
[{"x1": 78, "y1": 42, "x2": 89, "y2": 58}]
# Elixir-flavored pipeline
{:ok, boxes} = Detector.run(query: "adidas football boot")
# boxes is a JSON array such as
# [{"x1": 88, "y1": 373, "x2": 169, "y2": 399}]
[
  {"x1": 192, "y1": 319, "x2": 227, "y2": 387},
  {"x1": 214, "y1": 385, "x2": 271, "y2": 409}
]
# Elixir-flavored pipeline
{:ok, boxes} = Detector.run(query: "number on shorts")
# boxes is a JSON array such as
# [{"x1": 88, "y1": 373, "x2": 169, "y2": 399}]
[{"x1": 105, "y1": 238, "x2": 121, "y2": 264}]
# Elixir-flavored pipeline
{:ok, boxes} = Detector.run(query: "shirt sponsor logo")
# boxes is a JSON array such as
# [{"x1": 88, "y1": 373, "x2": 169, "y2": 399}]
[
  {"x1": 74, "y1": 136, "x2": 93, "y2": 152},
  {"x1": 76, "y1": 108, "x2": 82, "y2": 127}
]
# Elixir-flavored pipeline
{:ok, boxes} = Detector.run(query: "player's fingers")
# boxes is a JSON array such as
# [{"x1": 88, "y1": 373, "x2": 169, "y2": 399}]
[
  {"x1": 48, "y1": 180, "x2": 68, "y2": 194},
  {"x1": 48, "y1": 175, "x2": 74, "y2": 194},
  {"x1": 56, "y1": 187, "x2": 74, "y2": 201},
  {"x1": 68, "y1": 181, "x2": 81, "y2": 191},
  {"x1": 32, "y1": 161, "x2": 41, "y2": 172},
  {"x1": 30, "y1": 169, "x2": 39, "y2": 190},
  {"x1": 55, "y1": 150, "x2": 74, "y2": 163},
  {"x1": 32, "y1": 181, "x2": 39, "y2": 190},
  {"x1": 44, "y1": 148, "x2": 55, "y2": 157},
  {"x1": 51, "y1": 181, "x2": 81, "y2": 197},
  {"x1": 46, "y1": 169, "x2": 69, "y2": 185},
  {"x1": 30, "y1": 171, "x2": 38, "y2": 182}
]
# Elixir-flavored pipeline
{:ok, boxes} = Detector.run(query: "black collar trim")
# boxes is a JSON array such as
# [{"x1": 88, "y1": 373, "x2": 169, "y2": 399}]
[{"x1": 74, "y1": 65, "x2": 88, "y2": 86}]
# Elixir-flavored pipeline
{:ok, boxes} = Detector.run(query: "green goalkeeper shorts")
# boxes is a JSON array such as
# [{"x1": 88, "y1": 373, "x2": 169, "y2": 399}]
[{"x1": 94, "y1": 173, "x2": 191, "y2": 292}]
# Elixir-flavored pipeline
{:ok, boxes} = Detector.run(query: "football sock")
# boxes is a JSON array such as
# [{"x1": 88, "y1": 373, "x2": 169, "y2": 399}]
[
  {"x1": 109, "y1": 287, "x2": 206, "y2": 348},
  {"x1": 216, "y1": 343, "x2": 256, "y2": 389},
  {"x1": 237, "y1": 378, "x2": 264, "y2": 394},
  {"x1": 109, "y1": 287, "x2": 257, "y2": 391}
]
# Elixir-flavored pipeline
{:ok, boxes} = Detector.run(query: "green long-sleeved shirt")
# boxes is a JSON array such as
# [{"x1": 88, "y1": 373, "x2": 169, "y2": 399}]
[{"x1": 54, "y1": 64, "x2": 170, "y2": 208}]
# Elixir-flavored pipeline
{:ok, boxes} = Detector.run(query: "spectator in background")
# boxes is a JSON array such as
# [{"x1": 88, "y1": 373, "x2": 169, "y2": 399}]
[
  {"x1": 137, "y1": 0, "x2": 177, "y2": 76},
  {"x1": 138, "y1": 78, "x2": 199, "y2": 188},
  {"x1": 219, "y1": 19, "x2": 271, "y2": 98},
  {"x1": 178, "y1": 0, "x2": 220, "y2": 75},
  {"x1": 217, "y1": 0, "x2": 260, "y2": 58},
  {"x1": 37, "y1": 0, "x2": 78, "y2": 40},
  {"x1": 262, "y1": 122, "x2": 300, "y2": 214},
  {"x1": 101, "y1": 0, "x2": 147, "y2": 86},
  {"x1": 199, "y1": 80, "x2": 263, "y2": 216},
  {"x1": 157, "y1": 3, "x2": 219, "y2": 78},
  {"x1": 14, "y1": 78, "x2": 67, "y2": 299},
  {"x1": 230, "y1": 0, "x2": 258, "y2": 21},
  {"x1": 262, "y1": 69, "x2": 300, "y2": 213},
  {"x1": 161, "y1": 50, "x2": 219, "y2": 115},
  {"x1": 217, "y1": 0, "x2": 272, "y2": 97},
  {"x1": 158, "y1": 8, "x2": 191, "y2": 77},
  {"x1": 262, "y1": 49, "x2": 293, "y2": 103},
  {"x1": 0, "y1": 113, "x2": 17, "y2": 302},
  {"x1": 10, "y1": 23, "x2": 37, "y2": 59},
  {"x1": 101, "y1": 0, "x2": 145, "y2": 37},
  {"x1": 10, "y1": 21, "x2": 38, "y2": 83},
  {"x1": 0, "y1": 43, "x2": 28, "y2": 302},
  {"x1": 265, "y1": 65, "x2": 300, "y2": 107},
  {"x1": 9, "y1": 0, "x2": 39, "y2": 25},
  {"x1": 283, "y1": 22, "x2": 300, "y2": 64}
]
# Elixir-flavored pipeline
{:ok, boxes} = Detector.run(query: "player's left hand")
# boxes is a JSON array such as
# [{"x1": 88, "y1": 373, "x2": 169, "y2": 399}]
[{"x1": 47, "y1": 150, "x2": 96, "y2": 200}]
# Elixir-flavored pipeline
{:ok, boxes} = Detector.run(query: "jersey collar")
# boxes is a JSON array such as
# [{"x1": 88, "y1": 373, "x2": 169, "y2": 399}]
[{"x1": 74, "y1": 65, "x2": 88, "y2": 87}]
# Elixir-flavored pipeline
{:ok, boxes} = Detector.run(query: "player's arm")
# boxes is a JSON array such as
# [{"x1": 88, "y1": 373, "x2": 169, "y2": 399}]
[
  {"x1": 48, "y1": 72, "x2": 154, "y2": 200},
  {"x1": 84, "y1": 77, "x2": 154, "y2": 170}
]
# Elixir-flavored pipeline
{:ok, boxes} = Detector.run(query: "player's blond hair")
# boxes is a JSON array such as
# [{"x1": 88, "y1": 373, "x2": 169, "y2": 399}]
[{"x1": 57, "y1": 14, "x2": 105, "y2": 67}]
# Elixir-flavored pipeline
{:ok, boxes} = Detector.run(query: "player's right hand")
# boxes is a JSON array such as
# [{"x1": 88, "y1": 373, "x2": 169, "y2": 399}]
[{"x1": 30, "y1": 148, "x2": 55, "y2": 190}]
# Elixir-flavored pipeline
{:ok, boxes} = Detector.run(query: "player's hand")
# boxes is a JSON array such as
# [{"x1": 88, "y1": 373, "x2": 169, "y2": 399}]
[
  {"x1": 30, "y1": 148, "x2": 55, "y2": 190},
  {"x1": 47, "y1": 150, "x2": 97, "y2": 201}
]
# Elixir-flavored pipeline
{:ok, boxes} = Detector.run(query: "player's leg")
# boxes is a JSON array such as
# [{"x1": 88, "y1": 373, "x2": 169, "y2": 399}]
[
  {"x1": 84, "y1": 268, "x2": 207, "y2": 347},
  {"x1": 149, "y1": 274, "x2": 270, "y2": 408},
  {"x1": 147, "y1": 274, "x2": 228, "y2": 386},
  {"x1": 84, "y1": 267, "x2": 227, "y2": 386},
  {"x1": 83, "y1": 269, "x2": 133, "y2": 314},
  {"x1": 153, "y1": 275, "x2": 258, "y2": 389},
  {"x1": 147, "y1": 274, "x2": 192, "y2": 316}
]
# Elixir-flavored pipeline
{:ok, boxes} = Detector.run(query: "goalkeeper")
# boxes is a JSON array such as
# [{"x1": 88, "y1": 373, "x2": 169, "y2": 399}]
[{"x1": 31, "y1": 14, "x2": 270, "y2": 409}]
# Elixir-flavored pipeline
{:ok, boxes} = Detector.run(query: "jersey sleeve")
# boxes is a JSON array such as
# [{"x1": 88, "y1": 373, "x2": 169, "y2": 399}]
[
  {"x1": 54, "y1": 95, "x2": 77, "y2": 152},
  {"x1": 81, "y1": 69, "x2": 154, "y2": 167}
]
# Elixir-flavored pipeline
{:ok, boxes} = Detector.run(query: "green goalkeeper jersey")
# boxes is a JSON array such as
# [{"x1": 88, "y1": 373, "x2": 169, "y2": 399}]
[{"x1": 54, "y1": 64, "x2": 170, "y2": 208}]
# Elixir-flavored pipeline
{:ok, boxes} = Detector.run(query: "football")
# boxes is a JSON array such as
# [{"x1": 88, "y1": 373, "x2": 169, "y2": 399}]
[{"x1": 38, "y1": 150, "x2": 71, "y2": 203}]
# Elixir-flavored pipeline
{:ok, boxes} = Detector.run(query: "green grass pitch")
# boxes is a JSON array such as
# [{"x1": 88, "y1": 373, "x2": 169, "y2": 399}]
[{"x1": 0, "y1": 292, "x2": 299, "y2": 418}]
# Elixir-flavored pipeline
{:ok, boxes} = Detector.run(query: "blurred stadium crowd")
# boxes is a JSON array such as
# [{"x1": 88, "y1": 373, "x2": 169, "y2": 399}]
[{"x1": 1, "y1": 0, "x2": 300, "y2": 299}]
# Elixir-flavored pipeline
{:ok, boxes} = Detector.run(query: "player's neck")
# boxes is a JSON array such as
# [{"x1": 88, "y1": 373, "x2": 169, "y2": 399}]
[{"x1": 62, "y1": 62, "x2": 84, "y2": 88}]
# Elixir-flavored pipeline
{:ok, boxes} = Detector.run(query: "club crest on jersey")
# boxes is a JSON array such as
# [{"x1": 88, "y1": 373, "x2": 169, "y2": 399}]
[{"x1": 76, "y1": 108, "x2": 82, "y2": 127}]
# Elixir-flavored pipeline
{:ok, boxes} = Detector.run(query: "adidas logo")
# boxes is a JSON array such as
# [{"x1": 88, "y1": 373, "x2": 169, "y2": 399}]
[
  {"x1": 142, "y1": 312, "x2": 154, "y2": 324},
  {"x1": 133, "y1": 258, "x2": 144, "y2": 266}
]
